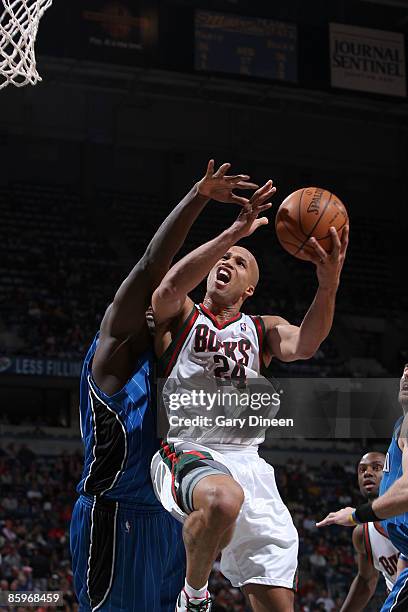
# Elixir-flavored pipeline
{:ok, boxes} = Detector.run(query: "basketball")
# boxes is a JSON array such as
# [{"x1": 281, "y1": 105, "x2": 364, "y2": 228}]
[{"x1": 275, "y1": 187, "x2": 348, "y2": 260}]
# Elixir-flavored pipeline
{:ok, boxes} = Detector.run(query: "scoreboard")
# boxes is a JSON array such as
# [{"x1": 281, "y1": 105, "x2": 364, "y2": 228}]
[{"x1": 195, "y1": 10, "x2": 298, "y2": 83}]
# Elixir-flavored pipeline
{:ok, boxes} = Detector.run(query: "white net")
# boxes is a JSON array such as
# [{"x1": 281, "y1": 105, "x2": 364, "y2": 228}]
[{"x1": 0, "y1": 0, "x2": 52, "y2": 89}]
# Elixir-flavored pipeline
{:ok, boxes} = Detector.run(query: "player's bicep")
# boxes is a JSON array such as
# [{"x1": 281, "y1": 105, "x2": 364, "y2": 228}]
[
  {"x1": 353, "y1": 526, "x2": 378, "y2": 582},
  {"x1": 263, "y1": 316, "x2": 302, "y2": 362},
  {"x1": 101, "y1": 257, "x2": 154, "y2": 339},
  {"x1": 152, "y1": 285, "x2": 193, "y2": 326},
  {"x1": 153, "y1": 298, "x2": 196, "y2": 359}
]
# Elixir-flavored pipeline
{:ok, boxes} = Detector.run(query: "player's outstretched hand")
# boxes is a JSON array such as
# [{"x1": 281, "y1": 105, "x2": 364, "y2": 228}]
[
  {"x1": 316, "y1": 506, "x2": 356, "y2": 528},
  {"x1": 302, "y1": 225, "x2": 349, "y2": 290},
  {"x1": 197, "y1": 159, "x2": 259, "y2": 206},
  {"x1": 231, "y1": 179, "x2": 276, "y2": 239}
]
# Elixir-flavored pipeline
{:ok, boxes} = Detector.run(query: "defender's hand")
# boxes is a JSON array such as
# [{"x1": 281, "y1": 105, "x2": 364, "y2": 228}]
[
  {"x1": 231, "y1": 180, "x2": 276, "y2": 239},
  {"x1": 316, "y1": 506, "x2": 356, "y2": 528},
  {"x1": 301, "y1": 225, "x2": 349, "y2": 290},
  {"x1": 197, "y1": 159, "x2": 259, "y2": 206}
]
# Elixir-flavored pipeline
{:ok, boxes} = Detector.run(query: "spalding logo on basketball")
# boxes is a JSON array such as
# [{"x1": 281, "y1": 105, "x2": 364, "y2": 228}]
[{"x1": 275, "y1": 187, "x2": 348, "y2": 260}]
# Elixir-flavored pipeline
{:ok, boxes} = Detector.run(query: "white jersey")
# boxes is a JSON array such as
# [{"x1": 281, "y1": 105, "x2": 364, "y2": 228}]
[
  {"x1": 159, "y1": 303, "x2": 279, "y2": 448},
  {"x1": 364, "y1": 522, "x2": 399, "y2": 591}
]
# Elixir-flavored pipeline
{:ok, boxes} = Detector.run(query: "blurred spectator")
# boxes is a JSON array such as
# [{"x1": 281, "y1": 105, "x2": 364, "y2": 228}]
[{"x1": 0, "y1": 445, "x2": 388, "y2": 611}]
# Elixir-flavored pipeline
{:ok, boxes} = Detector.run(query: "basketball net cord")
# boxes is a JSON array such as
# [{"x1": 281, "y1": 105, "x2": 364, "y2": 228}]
[{"x1": 0, "y1": 0, "x2": 52, "y2": 89}]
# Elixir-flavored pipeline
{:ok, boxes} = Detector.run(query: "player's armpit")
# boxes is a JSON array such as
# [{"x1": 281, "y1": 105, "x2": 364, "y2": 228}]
[{"x1": 262, "y1": 316, "x2": 316, "y2": 363}]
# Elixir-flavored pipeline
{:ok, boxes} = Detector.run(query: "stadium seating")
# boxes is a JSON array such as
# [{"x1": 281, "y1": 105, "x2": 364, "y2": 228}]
[
  {"x1": 0, "y1": 182, "x2": 404, "y2": 376},
  {"x1": 0, "y1": 446, "x2": 386, "y2": 611}
]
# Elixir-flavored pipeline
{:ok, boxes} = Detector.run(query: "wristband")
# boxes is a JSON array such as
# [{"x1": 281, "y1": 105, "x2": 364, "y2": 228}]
[
  {"x1": 353, "y1": 503, "x2": 380, "y2": 524},
  {"x1": 349, "y1": 513, "x2": 358, "y2": 526}
]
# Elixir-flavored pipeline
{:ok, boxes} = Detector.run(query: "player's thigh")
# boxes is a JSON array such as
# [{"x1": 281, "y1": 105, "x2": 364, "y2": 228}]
[
  {"x1": 70, "y1": 499, "x2": 175, "y2": 612},
  {"x1": 70, "y1": 498, "x2": 93, "y2": 612},
  {"x1": 159, "y1": 514, "x2": 186, "y2": 612},
  {"x1": 110, "y1": 509, "x2": 182, "y2": 612},
  {"x1": 243, "y1": 584, "x2": 294, "y2": 612}
]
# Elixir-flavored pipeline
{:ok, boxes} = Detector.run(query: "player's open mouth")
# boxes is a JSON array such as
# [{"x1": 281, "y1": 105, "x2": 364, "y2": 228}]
[
  {"x1": 216, "y1": 266, "x2": 232, "y2": 286},
  {"x1": 363, "y1": 480, "x2": 375, "y2": 489}
]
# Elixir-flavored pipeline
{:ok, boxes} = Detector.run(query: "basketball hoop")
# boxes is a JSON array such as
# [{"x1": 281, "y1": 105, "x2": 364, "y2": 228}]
[{"x1": 0, "y1": 0, "x2": 53, "y2": 89}]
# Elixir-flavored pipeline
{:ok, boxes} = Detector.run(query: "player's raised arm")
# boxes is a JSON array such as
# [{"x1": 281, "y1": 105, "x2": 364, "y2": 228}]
[
  {"x1": 93, "y1": 161, "x2": 258, "y2": 392},
  {"x1": 339, "y1": 525, "x2": 379, "y2": 612},
  {"x1": 152, "y1": 181, "x2": 275, "y2": 325},
  {"x1": 261, "y1": 225, "x2": 349, "y2": 363},
  {"x1": 100, "y1": 160, "x2": 257, "y2": 340}
]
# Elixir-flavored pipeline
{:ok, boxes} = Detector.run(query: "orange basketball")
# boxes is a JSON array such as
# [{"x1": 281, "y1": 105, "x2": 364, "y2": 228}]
[{"x1": 275, "y1": 187, "x2": 348, "y2": 260}]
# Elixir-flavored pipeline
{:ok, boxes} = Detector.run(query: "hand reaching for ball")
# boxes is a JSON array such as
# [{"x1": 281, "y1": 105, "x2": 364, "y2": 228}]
[
  {"x1": 303, "y1": 225, "x2": 349, "y2": 290},
  {"x1": 275, "y1": 187, "x2": 349, "y2": 289}
]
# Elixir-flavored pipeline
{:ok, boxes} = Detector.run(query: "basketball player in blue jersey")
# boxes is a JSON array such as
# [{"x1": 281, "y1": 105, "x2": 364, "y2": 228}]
[
  {"x1": 69, "y1": 159, "x2": 259, "y2": 612},
  {"x1": 317, "y1": 364, "x2": 408, "y2": 612}
]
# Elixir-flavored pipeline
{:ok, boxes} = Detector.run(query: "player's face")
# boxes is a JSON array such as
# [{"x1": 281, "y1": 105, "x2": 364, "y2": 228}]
[
  {"x1": 399, "y1": 364, "x2": 408, "y2": 408},
  {"x1": 206, "y1": 247, "x2": 256, "y2": 304},
  {"x1": 357, "y1": 454, "x2": 385, "y2": 500}
]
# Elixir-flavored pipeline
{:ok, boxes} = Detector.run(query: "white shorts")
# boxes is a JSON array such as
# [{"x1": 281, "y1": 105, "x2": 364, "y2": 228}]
[{"x1": 151, "y1": 440, "x2": 298, "y2": 589}]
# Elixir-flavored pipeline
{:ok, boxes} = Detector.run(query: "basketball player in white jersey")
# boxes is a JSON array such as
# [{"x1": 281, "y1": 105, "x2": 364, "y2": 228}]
[
  {"x1": 150, "y1": 180, "x2": 349, "y2": 612},
  {"x1": 340, "y1": 452, "x2": 399, "y2": 611}
]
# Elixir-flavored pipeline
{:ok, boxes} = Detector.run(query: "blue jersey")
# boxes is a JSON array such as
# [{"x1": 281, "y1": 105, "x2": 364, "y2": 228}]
[
  {"x1": 380, "y1": 415, "x2": 408, "y2": 556},
  {"x1": 76, "y1": 334, "x2": 162, "y2": 506}
]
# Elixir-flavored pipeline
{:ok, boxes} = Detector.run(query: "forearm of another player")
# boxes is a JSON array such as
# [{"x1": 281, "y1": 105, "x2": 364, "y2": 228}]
[
  {"x1": 372, "y1": 442, "x2": 408, "y2": 519},
  {"x1": 103, "y1": 185, "x2": 208, "y2": 339},
  {"x1": 372, "y1": 475, "x2": 408, "y2": 519},
  {"x1": 286, "y1": 286, "x2": 337, "y2": 360},
  {"x1": 143, "y1": 184, "x2": 209, "y2": 284}
]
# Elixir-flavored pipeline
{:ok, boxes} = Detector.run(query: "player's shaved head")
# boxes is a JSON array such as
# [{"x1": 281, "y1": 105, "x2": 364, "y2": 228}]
[
  {"x1": 205, "y1": 244, "x2": 260, "y2": 307},
  {"x1": 358, "y1": 451, "x2": 385, "y2": 466},
  {"x1": 231, "y1": 245, "x2": 259, "y2": 287}
]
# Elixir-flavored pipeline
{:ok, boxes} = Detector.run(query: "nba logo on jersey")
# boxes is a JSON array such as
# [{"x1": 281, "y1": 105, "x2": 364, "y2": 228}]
[
  {"x1": 383, "y1": 452, "x2": 390, "y2": 473},
  {"x1": 240, "y1": 323, "x2": 247, "y2": 332}
]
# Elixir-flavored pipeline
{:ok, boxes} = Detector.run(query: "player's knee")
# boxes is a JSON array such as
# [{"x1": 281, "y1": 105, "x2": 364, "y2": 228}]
[{"x1": 202, "y1": 482, "x2": 244, "y2": 530}]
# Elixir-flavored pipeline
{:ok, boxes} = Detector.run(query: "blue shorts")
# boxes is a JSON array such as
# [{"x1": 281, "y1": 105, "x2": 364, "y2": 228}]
[
  {"x1": 70, "y1": 495, "x2": 185, "y2": 612},
  {"x1": 381, "y1": 567, "x2": 408, "y2": 611}
]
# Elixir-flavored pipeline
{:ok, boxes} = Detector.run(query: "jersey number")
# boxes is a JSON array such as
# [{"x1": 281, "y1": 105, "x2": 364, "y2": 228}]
[
  {"x1": 213, "y1": 355, "x2": 246, "y2": 382},
  {"x1": 383, "y1": 452, "x2": 390, "y2": 473}
]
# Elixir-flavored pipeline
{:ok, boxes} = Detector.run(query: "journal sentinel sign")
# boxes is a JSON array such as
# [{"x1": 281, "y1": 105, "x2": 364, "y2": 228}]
[{"x1": 330, "y1": 23, "x2": 406, "y2": 97}]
